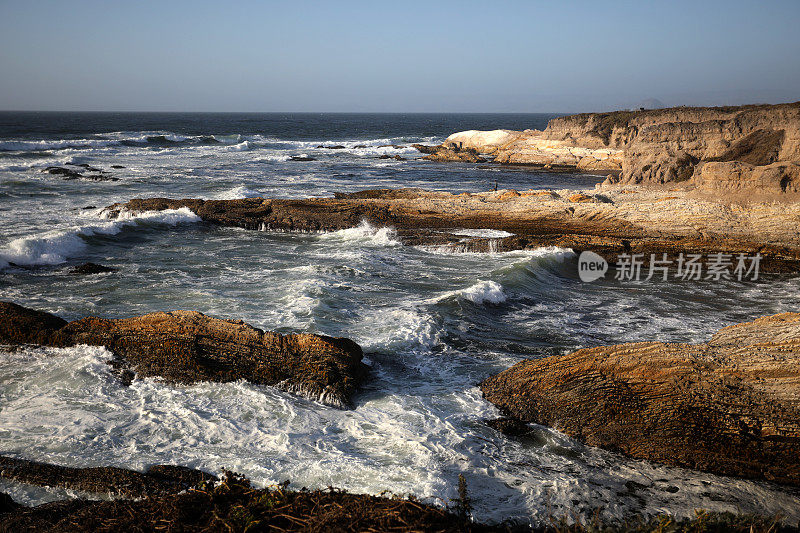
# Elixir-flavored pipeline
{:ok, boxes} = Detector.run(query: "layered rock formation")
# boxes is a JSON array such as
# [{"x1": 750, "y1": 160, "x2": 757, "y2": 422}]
[
  {"x1": 480, "y1": 313, "x2": 800, "y2": 485},
  {"x1": 103, "y1": 187, "x2": 800, "y2": 272},
  {"x1": 0, "y1": 301, "x2": 366, "y2": 408},
  {"x1": 428, "y1": 102, "x2": 800, "y2": 198}
]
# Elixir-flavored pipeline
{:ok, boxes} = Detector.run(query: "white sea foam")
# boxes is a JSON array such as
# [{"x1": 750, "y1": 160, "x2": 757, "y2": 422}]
[
  {"x1": 211, "y1": 185, "x2": 262, "y2": 200},
  {"x1": 433, "y1": 280, "x2": 507, "y2": 305},
  {"x1": 452, "y1": 229, "x2": 515, "y2": 238},
  {"x1": 227, "y1": 141, "x2": 252, "y2": 152},
  {"x1": 0, "y1": 208, "x2": 200, "y2": 268},
  {"x1": 317, "y1": 221, "x2": 400, "y2": 247}
]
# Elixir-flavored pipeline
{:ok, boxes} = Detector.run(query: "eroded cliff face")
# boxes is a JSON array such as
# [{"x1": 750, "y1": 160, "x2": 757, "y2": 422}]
[
  {"x1": 441, "y1": 102, "x2": 800, "y2": 198},
  {"x1": 480, "y1": 312, "x2": 800, "y2": 485}
]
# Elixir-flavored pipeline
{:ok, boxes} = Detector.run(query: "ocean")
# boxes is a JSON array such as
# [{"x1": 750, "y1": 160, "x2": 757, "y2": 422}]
[{"x1": 1, "y1": 112, "x2": 799, "y2": 525}]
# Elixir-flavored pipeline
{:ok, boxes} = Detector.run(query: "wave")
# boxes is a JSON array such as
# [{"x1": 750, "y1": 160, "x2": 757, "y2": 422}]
[
  {"x1": 316, "y1": 221, "x2": 400, "y2": 247},
  {"x1": 433, "y1": 280, "x2": 507, "y2": 305},
  {"x1": 211, "y1": 185, "x2": 262, "y2": 200},
  {"x1": 451, "y1": 229, "x2": 515, "y2": 238},
  {"x1": 0, "y1": 132, "x2": 239, "y2": 153},
  {"x1": 0, "y1": 208, "x2": 200, "y2": 269}
]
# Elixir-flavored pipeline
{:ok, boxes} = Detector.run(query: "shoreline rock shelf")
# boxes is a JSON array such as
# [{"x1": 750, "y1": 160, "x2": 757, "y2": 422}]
[
  {"x1": 0, "y1": 301, "x2": 367, "y2": 408},
  {"x1": 480, "y1": 313, "x2": 800, "y2": 486},
  {"x1": 102, "y1": 186, "x2": 800, "y2": 272}
]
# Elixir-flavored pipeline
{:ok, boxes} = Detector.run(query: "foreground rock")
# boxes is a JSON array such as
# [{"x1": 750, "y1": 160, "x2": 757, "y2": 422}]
[
  {"x1": 480, "y1": 313, "x2": 800, "y2": 485},
  {"x1": 0, "y1": 456, "x2": 217, "y2": 498},
  {"x1": 0, "y1": 458, "x2": 791, "y2": 532},
  {"x1": 102, "y1": 187, "x2": 800, "y2": 272},
  {"x1": 0, "y1": 301, "x2": 366, "y2": 408},
  {"x1": 0, "y1": 461, "x2": 484, "y2": 533},
  {"x1": 436, "y1": 102, "x2": 800, "y2": 199}
]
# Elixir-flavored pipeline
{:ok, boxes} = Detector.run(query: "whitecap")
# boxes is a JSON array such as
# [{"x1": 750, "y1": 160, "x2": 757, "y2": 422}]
[
  {"x1": 433, "y1": 280, "x2": 507, "y2": 305},
  {"x1": 451, "y1": 229, "x2": 515, "y2": 238},
  {"x1": 317, "y1": 221, "x2": 400, "y2": 247},
  {"x1": 211, "y1": 186, "x2": 262, "y2": 200},
  {"x1": 0, "y1": 208, "x2": 200, "y2": 268}
]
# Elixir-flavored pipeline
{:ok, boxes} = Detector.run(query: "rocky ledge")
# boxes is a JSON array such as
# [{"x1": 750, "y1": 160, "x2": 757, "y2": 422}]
[
  {"x1": 0, "y1": 458, "x2": 482, "y2": 533},
  {"x1": 480, "y1": 313, "x2": 800, "y2": 485},
  {"x1": 0, "y1": 301, "x2": 366, "y2": 408},
  {"x1": 423, "y1": 102, "x2": 800, "y2": 200},
  {"x1": 102, "y1": 187, "x2": 800, "y2": 272},
  {"x1": 0, "y1": 457, "x2": 790, "y2": 532}
]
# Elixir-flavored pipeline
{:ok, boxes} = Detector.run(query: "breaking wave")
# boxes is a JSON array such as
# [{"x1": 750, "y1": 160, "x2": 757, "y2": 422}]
[
  {"x1": 316, "y1": 221, "x2": 400, "y2": 247},
  {"x1": 0, "y1": 208, "x2": 200, "y2": 269}
]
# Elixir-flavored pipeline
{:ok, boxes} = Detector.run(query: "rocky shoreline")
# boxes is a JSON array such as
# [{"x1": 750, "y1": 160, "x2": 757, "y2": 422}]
[
  {"x1": 4, "y1": 102, "x2": 800, "y2": 527},
  {"x1": 103, "y1": 185, "x2": 800, "y2": 272},
  {"x1": 0, "y1": 302, "x2": 366, "y2": 408},
  {"x1": 481, "y1": 313, "x2": 800, "y2": 486},
  {"x1": 0, "y1": 456, "x2": 792, "y2": 532}
]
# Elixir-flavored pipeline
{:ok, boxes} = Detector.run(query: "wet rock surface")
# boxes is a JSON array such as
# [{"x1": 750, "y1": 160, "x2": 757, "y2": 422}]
[
  {"x1": 0, "y1": 301, "x2": 367, "y2": 408},
  {"x1": 480, "y1": 313, "x2": 800, "y2": 485},
  {"x1": 68, "y1": 262, "x2": 117, "y2": 275},
  {"x1": 42, "y1": 165, "x2": 119, "y2": 181}
]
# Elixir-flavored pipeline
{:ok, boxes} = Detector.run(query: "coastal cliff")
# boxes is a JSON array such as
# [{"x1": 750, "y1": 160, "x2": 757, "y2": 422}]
[
  {"x1": 430, "y1": 102, "x2": 800, "y2": 198},
  {"x1": 480, "y1": 313, "x2": 800, "y2": 485}
]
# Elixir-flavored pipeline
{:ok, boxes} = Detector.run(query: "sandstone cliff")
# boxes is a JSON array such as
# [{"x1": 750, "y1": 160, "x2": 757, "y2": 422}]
[
  {"x1": 480, "y1": 313, "x2": 800, "y2": 485},
  {"x1": 433, "y1": 102, "x2": 800, "y2": 198},
  {"x1": 0, "y1": 302, "x2": 366, "y2": 408}
]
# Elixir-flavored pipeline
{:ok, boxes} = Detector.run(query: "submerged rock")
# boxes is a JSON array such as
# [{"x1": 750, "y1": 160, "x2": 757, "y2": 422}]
[
  {"x1": 485, "y1": 417, "x2": 532, "y2": 437},
  {"x1": 0, "y1": 301, "x2": 367, "y2": 408},
  {"x1": 41, "y1": 165, "x2": 119, "y2": 182},
  {"x1": 69, "y1": 262, "x2": 117, "y2": 275},
  {"x1": 480, "y1": 313, "x2": 800, "y2": 485},
  {"x1": 289, "y1": 155, "x2": 317, "y2": 162}
]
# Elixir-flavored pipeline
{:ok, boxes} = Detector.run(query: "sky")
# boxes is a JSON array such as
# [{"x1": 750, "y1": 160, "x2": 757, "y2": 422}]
[{"x1": 0, "y1": 0, "x2": 798, "y2": 113}]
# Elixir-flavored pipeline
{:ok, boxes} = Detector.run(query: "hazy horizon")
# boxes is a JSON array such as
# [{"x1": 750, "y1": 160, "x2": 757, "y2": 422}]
[{"x1": 1, "y1": 0, "x2": 798, "y2": 113}]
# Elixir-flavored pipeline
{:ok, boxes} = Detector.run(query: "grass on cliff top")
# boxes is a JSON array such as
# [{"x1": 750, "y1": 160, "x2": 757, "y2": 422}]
[{"x1": 0, "y1": 471, "x2": 794, "y2": 532}]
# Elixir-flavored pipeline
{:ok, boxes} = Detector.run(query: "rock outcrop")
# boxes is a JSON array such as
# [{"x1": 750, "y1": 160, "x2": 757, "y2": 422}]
[
  {"x1": 0, "y1": 460, "x2": 483, "y2": 533},
  {"x1": 480, "y1": 313, "x2": 800, "y2": 485},
  {"x1": 0, "y1": 301, "x2": 366, "y2": 408},
  {"x1": 102, "y1": 187, "x2": 800, "y2": 272},
  {"x1": 432, "y1": 102, "x2": 800, "y2": 198},
  {"x1": 412, "y1": 142, "x2": 486, "y2": 163},
  {"x1": 0, "y1": 456, "x2": 217, "y2": 498}
]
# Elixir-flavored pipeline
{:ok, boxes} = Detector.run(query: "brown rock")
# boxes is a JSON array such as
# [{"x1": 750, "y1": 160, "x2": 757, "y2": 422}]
[
  {"x1": 0, "y1": 455, "x2": 217, "y2": 498},
  {"x1": 480, "y1": 313, "x2": 800, "y2": 485},
  {"x1": 568, "y1": 193, "x2": 593, "y2": 203},
  {"x1": 0, "y1": 302, "x2": 366, "y2": 408},
  {"x1": 100, "y1": 188, "x2": 800, "y2": 273}
]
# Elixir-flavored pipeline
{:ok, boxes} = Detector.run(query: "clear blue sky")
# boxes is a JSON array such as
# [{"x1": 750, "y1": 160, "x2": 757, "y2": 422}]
[{"x1": 1, "y1": 0, "x2": 798, "y2": 112}]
